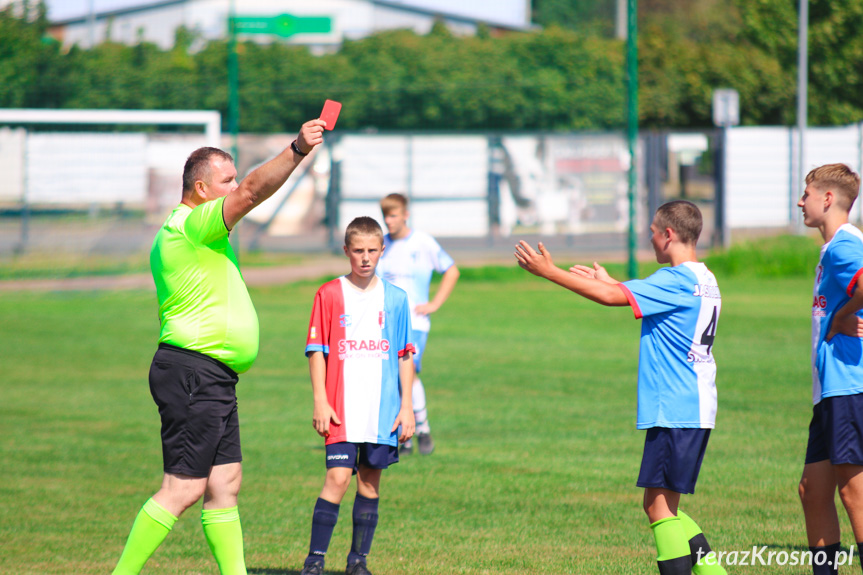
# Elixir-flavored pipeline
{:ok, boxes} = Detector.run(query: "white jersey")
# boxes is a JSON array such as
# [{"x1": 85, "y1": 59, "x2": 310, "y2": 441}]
[{"x1": 377, "y1": 230, "x2": 455, "y2": 333}]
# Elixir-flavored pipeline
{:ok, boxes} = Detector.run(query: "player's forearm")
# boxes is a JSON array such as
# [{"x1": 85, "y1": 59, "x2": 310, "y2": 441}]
[
  {"x1": 223, "y1": 119, "x2": 324, "y2": 228},
  {"x1": 429, "y1": 265, "x2": 460, "y2": 310},
  {"x1": 546, "y1": 265, "x2": 628, "y2": 306},
  {"x1": 399, "y1": 354, "x2": 414, "y2": 410},
  {"x1": 224, "y1": 148, "x2": 303, "y2": 229},
  {"x1": 308, "y1": 352, "x2": 329, "y2": 403},
  {"x1": 835, "y1": 287, "x2": 863, "y2": 324}
]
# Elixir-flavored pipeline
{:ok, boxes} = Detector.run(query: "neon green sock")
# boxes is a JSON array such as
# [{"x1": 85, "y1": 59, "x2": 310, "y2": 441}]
[
  {"x1": 202, "y1": 506, "x2": 247, "y2": 575},
  {"x1": 650, "y1": 516, "x2": 691, "y2": 575},
  {"x1": 112, "y1": 498, "x2": 178, "y2": 575},
  {"x1": 677, "y1": 510, "x2": 727, "y2": 575}
]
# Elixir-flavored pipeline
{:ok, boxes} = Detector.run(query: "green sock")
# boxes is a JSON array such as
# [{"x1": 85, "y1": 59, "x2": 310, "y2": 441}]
[
  {"x1": 677, "y1": 510, "x2": 727, "y2": 575},
  {"x1": 112, "y1": 498, "x2": 178, "y2": 575},
  {"x1": 202, "y1": 506, "x2": 247, "y2": 575},
  {"x1": 650, "y1": 516, "x2": 692, "y2": 575}
]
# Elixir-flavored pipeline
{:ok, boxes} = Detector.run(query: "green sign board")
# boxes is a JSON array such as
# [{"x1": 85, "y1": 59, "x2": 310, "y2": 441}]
[{"x1": 232, "y1": 14, "x2": 332, "y2": 38}]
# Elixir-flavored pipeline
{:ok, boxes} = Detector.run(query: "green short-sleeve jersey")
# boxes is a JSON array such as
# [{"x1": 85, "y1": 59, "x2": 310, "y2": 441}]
[{"x1": 150, "y1": 197, "x2": 259, "y2": 373}]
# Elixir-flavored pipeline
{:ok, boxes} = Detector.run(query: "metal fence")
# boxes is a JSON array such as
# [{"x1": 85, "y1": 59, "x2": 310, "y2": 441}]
[
  {"x1": 0, "y1": 128, "x2": 671, "y2": 259},
  {"x1": 28, "y1": 121, "x2": 863, "y2": 261}
]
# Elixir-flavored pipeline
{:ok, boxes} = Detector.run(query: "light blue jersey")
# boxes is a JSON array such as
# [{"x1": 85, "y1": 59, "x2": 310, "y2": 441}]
[
  {"x1": 619, "y1": 262, "x2": 721, "y2": 429},
  {"x1": 377, "y1": 230, "x2": 455, "y2": 333},
  {"x1": 813, "y1": 223, "x2": 863, "y2": 403}
]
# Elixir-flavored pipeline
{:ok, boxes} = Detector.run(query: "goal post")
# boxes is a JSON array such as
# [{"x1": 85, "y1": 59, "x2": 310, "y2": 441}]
[
  {"x1": 0, "y1": 108, "x2": 222, "y2": 254},
  {"x1": 0, "y1": 109, "x2": 221, "y2": 146}
]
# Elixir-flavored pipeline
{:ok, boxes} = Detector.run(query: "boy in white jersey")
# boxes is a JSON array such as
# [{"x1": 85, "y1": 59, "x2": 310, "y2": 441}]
[
  {"x1": 797, "y1": 164, "x2": 863, "y2": 575},
  {"x1": 299, "y1": 217, "x2": 416, "y2": 575},
  {"x1": 377, "y1": 193, "x2": 460, "y2": 455},
  {"x1": 516, "y1": 200, "x2": 727, "y2": 575}
]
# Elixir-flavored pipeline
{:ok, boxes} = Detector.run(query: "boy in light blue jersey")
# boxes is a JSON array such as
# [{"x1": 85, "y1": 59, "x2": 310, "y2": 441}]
[
  {"x1": 516, "y1": 200, "x2": 727, "y2": 575},
  {"x1": 797, "y1": 164, "x2": 863, "y2": 575},
  {"x1": 377, "y1": 193, "x2": 460, "y2": 455}
]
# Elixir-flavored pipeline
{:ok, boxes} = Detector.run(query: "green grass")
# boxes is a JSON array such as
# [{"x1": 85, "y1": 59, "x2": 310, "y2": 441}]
[
  {"x1": 704, "y1": 234, "x2": 822, "y2": 278},
  {"x1": 0, "y1": 265, "x2": 853, "y2": 574},
  {"x1": 0, "y1": 250, "x2": 314, "y2": 281}
]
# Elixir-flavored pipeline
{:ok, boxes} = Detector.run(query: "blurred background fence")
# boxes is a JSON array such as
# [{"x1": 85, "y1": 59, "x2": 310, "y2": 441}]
[{"x1": 2, "y1": 117, "x2": 863, "y2": 262}]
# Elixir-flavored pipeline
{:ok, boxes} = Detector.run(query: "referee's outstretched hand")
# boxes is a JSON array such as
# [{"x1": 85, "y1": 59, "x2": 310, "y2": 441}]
[{"x1": 295, "y1": 119, "x2": 327, "y2": 155}]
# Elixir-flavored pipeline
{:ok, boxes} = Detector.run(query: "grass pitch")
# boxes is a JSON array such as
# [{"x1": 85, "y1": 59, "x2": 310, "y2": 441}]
[{"x1": 0, "y1": 263, "x2": 852, "y2": 574}]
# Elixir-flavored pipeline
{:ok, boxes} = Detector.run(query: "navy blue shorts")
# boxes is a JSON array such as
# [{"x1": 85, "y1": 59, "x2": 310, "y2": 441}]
[
  {"x1": 412, "y1": 330, "x2": 428, "y2": 373},
  {"x1": 636, "y1": 427, "x2": 711, "y2": 494},
  {"x1": 805, "y1": 395, "x2": 863, "y2": 465},
  {"x1": 148, "y1": 344, "x2": 241, "y2": 478},
  {"x1": 326, "y1": 442, "x2": 398, "y2": 474}
]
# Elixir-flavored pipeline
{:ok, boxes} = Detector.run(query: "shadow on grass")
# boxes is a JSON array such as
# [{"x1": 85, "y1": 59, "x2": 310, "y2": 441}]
[
  {"x1": 751, "y1": 543, "x2": 818, "y2": 552},
  {"x1": 248, "y1": 569, "x2": 342, "y2": 575}
]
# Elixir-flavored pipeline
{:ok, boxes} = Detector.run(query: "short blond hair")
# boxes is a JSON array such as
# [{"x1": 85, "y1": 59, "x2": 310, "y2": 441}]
[
  {"x1": 806, "y1": 163, "x2": 861, "y2": 210},
  {"x1": 380, "y1": 193, "x2": 408, "y2": 215},
  {"x1": 654, "y1": 200, "x2": 702, "y2": 246},
  {"x1": 344, "y1": 216, "x2": 384, "y2": 247}
]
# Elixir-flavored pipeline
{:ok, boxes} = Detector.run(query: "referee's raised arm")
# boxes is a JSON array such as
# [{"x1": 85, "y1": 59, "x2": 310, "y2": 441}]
[{"x1": 223, "y1": 118, "x2": 326, "y2": 229}]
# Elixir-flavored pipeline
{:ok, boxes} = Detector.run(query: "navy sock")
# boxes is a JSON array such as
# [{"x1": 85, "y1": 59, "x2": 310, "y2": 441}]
[
  {"x1": 306, "y1": 498, "x2": 340, "y2": 566},
  {"x1": 347, "y1": 493, "x2": 379, "y2": 565},
  {"x1": 809, "y1": 542, "x2": 841, "y2": 575}
]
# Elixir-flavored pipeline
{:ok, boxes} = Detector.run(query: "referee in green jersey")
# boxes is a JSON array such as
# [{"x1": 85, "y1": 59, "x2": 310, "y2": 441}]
[{"x1": 112, "y1": 119, "x2": 326, "y2": 575}]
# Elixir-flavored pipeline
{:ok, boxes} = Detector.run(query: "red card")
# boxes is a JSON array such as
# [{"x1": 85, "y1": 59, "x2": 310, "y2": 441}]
[{"x1": 320, "y1": 99, "x2": 342, "y2": 131}]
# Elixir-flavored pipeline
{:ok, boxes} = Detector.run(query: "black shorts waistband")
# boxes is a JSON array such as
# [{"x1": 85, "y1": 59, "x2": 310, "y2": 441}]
[{"x1": 157, "y1": 343, "x2": 238, "y2": 379}]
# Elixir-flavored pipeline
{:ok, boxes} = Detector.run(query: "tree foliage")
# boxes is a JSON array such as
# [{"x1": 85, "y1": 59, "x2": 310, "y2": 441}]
[
  {"x1": 532, "y1": 0, "x2": 618, "y2": 37},
  {"x1": 0, "y1": 3, "x2": 66, "y2": 108},
  {"x1": 3, "y1": 1, "x2": 863, "y2": 131}
]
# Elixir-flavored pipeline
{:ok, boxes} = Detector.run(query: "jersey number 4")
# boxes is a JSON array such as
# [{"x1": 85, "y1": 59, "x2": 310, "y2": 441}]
[{"x1": 700, "y1": 307, "x2": 718, "y2": 355}]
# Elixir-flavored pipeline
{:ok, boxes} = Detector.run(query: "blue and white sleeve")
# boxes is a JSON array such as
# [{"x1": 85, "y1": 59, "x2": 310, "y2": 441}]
[
  {"x1": 619, "y1": 268, "x2": 684, "y2": 319},
  {"x1": 829, "y1": 235, "x2": 863, "y2": 297}
]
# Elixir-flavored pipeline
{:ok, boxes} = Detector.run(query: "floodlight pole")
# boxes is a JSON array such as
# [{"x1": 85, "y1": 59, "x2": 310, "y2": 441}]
[
  {"x1": 626, "y1": 0, "x2": 638, "y2": 279},
  {"x1": 228, "y1": 0, "x2": 239, "y2": 163},
  {"x1": 227, "y1": 0, "x2": 240, "y2": 257},
  {"x1": 615, "y1": 0, "x2": 627, "y2": 39},
  {"x1": 87, "y1": 0, "x2": 96, "y2": 47},
  {"x1": 796, "y1": 0, "x2": 808, "y2": 232}
]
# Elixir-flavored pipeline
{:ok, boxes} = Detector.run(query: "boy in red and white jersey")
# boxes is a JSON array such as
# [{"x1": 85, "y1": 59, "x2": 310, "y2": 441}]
[{"x1": 300, "y1": 217, "x2": 415, "y2": 575}]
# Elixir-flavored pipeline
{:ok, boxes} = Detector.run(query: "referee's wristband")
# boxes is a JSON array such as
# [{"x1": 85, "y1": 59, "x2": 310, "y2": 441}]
[{"x1": 290, "y1": 140, "x2": 309, "y2": 157}]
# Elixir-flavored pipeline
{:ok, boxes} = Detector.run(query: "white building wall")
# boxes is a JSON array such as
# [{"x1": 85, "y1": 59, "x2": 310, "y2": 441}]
[
  {"x1": 53, "y1": 0, "x2": 522, "y2": 50},
  {"x1": 803, "y1": 126, "x2": 863, "y2": 223},
  {"x1": 337, "y1": 134, "x2": 490, "y2": 237},
  {"x1": 381, "y1": 0, "x2": 530, "y2": 29},
  {"x1": 726, "y1": 127, "x2": 793, "y2": 228},
  {"x1": 725, "y1": 125, "x2": 863, "y2": 229},
  {"x1": 0, "y1": 128, "x2": 25, "y2": 203},
  {"x1": 26, "y1": 133, "x2": 148, "y2": 205}
]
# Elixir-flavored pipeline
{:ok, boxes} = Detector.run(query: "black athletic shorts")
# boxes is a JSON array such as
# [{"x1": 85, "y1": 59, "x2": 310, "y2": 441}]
[
  {"x1": 325, "y1": 442, "x2": 399, "y2": 474},
  {"x1": 636, "y1": 427, "x2": 711, "y2": 494},
  {"x1": 148, "y1": 343, "x2": 242, "y2": 478},
  {"x1": 805, "y1": 395, "x2": 863, "y2": 465}
]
